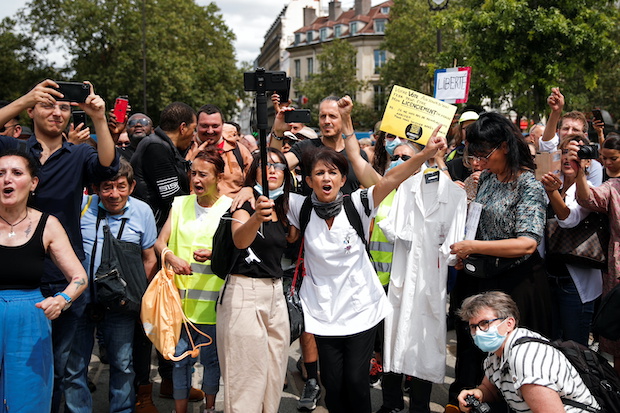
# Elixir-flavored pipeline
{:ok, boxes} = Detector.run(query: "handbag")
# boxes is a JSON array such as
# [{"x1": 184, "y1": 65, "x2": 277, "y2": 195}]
[
  {"x1": 592, "y1": 282, "x2": 620, "y2": 340},
  {"x1": 141, "y1": 248, "x2": 212, "y2": 360},
  {"x1": 545, "y1": 211, "x2": 609, "y2": 270},
  {"x1": 463, "y1": 254, "x2": 522, "y2": 279},
  {"x1": 286, "y1": 239, "x2": 305, "y2": 344}
]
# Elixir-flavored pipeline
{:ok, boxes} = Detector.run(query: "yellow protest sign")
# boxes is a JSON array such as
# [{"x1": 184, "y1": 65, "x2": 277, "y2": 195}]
[{"x1": 381, "y1": 85, "x2": 456, "y2": 145}]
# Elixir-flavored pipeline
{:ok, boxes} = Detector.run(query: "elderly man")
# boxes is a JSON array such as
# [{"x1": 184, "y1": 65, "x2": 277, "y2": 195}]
[
  {"x1": 457, "y1": 291, "x2": 598, "y2": 413},
  {"x1": 65, "y1": 159, "x2": 157, "y2": 413}
]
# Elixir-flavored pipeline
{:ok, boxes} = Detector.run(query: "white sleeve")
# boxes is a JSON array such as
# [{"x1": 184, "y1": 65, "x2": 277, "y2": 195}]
[
  {"x1": 557, "y1": 184, "x2": 592, "y2": 228},
  {"x1": 538, "y1": 134, "x2": 559, "y2": 153},
  {"x1": 287, "y1": 193, "x2": 306, "y2": 229},
  {"x1": 440, "y1": 188, "x2": 468, "y2": 266}
]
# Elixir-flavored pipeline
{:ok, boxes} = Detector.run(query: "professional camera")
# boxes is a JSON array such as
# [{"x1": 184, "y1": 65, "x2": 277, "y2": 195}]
[
  {"x1": 577, "y1": 144, "x2": 599, "y2": 160},
  {"x1": 243, "y1": 69, "x2": 289, "y2": 94},
  {"x1": 464, "y1": 394, "x2": 491, "y2": 413}
]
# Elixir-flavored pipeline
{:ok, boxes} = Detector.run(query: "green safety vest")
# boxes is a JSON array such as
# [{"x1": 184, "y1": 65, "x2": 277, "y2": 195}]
[
  {"x1": 168, "y1": 194, "x2": 232, "y2": 324},
  {"x1": 370, "y1": 191, "x2": 395, "y2": 286}
]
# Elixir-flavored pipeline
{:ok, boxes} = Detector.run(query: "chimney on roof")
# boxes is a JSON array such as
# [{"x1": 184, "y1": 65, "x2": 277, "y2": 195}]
[
  {"x1": 328, "y1": 1, "x2": 342, "y2": 21},
  {"x1": 354, "y1": 0, "x2": 371, "y2": 16},
  {"x1": 303, "y1": 6, "x2": 317, "y2": 26}
]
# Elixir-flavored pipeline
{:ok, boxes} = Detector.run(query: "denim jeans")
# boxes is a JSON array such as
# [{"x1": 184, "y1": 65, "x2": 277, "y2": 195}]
[
  {"x1": 64, "y1": 310, "x2": 137, "y2": 413},
  {"x1": 549, "y1": 275, "x2": 595, "y2": 346},
  {"x1": 173, "y1": 323, "x2": 219, "y2": 399},
  {"x1": 41, "y1": 282, "x2": 87, "y2": 413}
]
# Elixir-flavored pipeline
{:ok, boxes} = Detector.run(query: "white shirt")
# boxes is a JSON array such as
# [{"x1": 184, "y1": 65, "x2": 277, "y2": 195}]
[
  {"x1": 288, "y1": 188, "x2": 391, "y2": 336},
  {"x1": 554, "y1": 182, "x2": 603, "y2": 303},
  {"x1": 379, "y1": 171, "x2": 467, "y2": 382},
  {"x1": 485, "y1": 328, "x2": 599, "y2": 413}
]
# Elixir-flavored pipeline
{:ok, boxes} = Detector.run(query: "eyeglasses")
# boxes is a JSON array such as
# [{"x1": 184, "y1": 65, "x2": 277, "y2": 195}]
[
  {"x1": 468, "y1": 317, "x2": 506, "y2": 335},
  {"x1": 0, "y1": 123, "x2": 18, "y2": 134},
  {"x1": 116, "y1": 142, "x2": 130, "y2": 148},
  {"x1": 127, "y1": 118, "x2": 151, "y2": 127},
  {"x1": 391, "y1": 154, "x2": 411, "y2": 162},
  {"x1": 38, "y1": 102, "x2": 71, "y2": 112},
  {"x1": 260, "y1": 162, "x2": 287, "y2": 171},
  {"x1": 467, "y1": 143, "x2": 502, "y2": 163}
]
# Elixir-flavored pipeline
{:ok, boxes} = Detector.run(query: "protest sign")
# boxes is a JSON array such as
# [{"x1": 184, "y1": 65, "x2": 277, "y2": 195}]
[
  {"x1": 381, "y1": 85, "x2": 456, "y2": 145},
  {"x1": 434, "y1": 67, "x2": 471, "y2": 103}
]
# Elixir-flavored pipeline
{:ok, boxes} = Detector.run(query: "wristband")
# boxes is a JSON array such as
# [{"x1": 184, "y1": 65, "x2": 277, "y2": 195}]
[
  {"x1": 271, "y1": 132, "x2": 284, "y2": 141},
  {"x1": 54, "y1": 292, "x2": 73, "y2": 311},
  {"x1": 342, "y1": 132, "x2": 355, "y2": 139}
]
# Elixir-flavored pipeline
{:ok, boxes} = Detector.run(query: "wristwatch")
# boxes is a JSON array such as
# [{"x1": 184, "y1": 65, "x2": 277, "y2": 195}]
[{"x1": 54, "y1": 292, "x2": 73, "y2": 311}]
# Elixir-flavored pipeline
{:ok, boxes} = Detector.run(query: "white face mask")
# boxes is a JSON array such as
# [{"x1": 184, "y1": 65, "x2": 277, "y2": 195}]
[{"x1": 253, "y1": 183, "x2": 284, "y2": 200}]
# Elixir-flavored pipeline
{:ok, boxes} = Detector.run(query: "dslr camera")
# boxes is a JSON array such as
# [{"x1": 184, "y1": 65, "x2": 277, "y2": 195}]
[
  {"x1": 577, "y1": 144, "x2": 599, "y2": 160},
  {"x1": 464, "y1": 394, "x2": 491, "y2": 413}
]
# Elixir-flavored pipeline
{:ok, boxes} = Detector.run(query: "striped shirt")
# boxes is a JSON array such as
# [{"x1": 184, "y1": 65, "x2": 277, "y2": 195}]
[{"x1": 484, "y1": 328, "x2": 599, "y2": 412}]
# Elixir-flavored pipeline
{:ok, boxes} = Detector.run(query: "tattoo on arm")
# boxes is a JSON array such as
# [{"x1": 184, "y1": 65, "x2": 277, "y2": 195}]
[{"x1": 72, "y1": 277, "x2": 86, "y2": 291}]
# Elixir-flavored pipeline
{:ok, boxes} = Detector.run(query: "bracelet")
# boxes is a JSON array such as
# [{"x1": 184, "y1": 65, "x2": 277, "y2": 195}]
[
  {"x1": 342, "y1": 132, "x2": 356, "y2": 139},
  {"x1": 270, "y1": 132, "x2": 284, "y2": 141},
  {"x1": 440, "y1": 166, "x2": 448, "y2": 171}
]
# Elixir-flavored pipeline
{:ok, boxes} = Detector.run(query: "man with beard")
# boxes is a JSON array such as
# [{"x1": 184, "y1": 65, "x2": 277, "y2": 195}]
[{"x1": 118, "y1": 113, "x2": 153, "y2": 161}]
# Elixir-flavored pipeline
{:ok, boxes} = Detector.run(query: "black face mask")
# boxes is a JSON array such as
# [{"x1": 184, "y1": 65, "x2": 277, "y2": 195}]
[{"x1": 311, "y1": 191, "x2": 344, "y2": 220}]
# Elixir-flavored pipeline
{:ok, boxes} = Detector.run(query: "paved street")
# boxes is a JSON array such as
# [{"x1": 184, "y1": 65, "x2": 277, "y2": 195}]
[{"x1": 84, "y1": 329, "x2": 456, "y2": 413}]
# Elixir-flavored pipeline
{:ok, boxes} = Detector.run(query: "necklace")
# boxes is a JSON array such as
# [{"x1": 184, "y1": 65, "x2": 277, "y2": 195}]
[{"x1": 0, "y1": 210, "x2": 29, "y2": 238}]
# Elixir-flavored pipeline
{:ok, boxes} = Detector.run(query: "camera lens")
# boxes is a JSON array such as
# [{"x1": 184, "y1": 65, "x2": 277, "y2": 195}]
[{"x1": 577, "y1": 145, "x2": 598, "y2": 159}]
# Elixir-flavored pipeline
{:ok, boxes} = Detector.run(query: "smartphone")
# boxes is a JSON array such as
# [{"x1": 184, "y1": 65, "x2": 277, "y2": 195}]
[
  {"x1": 55, "y1": 81, "x2": 90, "y2": 103},
  {"x1": 113, "y1": 96, "x2": 129, "y2": 123},
  {"x1": 274, "y1": 77, "x2": 291, "y2": 103},
  {"x1": 284, "y1": 109, "x2": 311, "y2": 124},
  {"x1": 592, "y1": 109, "x2": 603, "y2": 123},
  {"x1": 72, "y1": 110, "x2": 86, "y2": 127}
]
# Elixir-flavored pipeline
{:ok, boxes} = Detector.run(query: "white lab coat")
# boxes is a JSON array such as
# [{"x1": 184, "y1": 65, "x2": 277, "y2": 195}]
[{"x1": 379, "y1": 171, "x2": 467, "y2": 383}]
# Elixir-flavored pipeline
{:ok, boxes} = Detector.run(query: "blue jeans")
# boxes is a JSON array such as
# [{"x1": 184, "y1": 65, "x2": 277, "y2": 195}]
[
  {"x1": 173, "y1": 323, "x2": 219, "y2": 399},
  {"x1": 0, "y1": 289, "x2": 53, "y2": 413},
  {"x1": 64, "y1": 310, "x2": 136, "y2": 413},
  {"x1": 41, "y1": 282, "x2": 87, "y2": 413},
  {"x1": 549, "y1": 275, "x2": 595, "y2": 346}
]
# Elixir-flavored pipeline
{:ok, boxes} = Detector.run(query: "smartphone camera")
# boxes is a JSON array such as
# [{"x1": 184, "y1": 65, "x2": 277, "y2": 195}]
[{"x1": 577, "y1": 144, "x2": 599, "y2": 160}]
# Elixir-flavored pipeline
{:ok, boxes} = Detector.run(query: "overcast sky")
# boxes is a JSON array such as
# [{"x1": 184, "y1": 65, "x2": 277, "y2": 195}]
[{"x1": 2, "y1": 0, "x2": 381, "y2": 65}]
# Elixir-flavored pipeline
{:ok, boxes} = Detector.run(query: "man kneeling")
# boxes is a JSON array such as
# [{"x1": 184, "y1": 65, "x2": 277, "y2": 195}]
[{"x1": 457, "y1": 291, "x2": 598, "y2": 413}]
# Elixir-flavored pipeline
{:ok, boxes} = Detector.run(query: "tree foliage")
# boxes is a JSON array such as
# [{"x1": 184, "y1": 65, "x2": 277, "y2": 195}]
[
  {"x1": 0, "y1": 17, "x2": 58, "y2": 102},
  {"x1": 21, "y1": 0, "x2": 243, "y2": 121},
  {"x1": 448, "y1": 0, "x2": 620, "y2": 120}
]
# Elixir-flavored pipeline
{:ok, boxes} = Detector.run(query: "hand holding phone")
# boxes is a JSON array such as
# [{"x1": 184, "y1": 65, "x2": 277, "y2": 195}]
[
  {"x1": 72, "y1": 111, "x2": 86, "y2": 127},
  {"x1": 592, "y1": 109, "x2": 603, "y2": 123},
  {"x1": 284, "y1": 109, "x2": 311, "y2": 124},
  {"x1": 113, "y1": 97, "x2": 129, "y2": 124},
  {"x1": 54, "y1": 81, "x2": 90, "y2": 103}
]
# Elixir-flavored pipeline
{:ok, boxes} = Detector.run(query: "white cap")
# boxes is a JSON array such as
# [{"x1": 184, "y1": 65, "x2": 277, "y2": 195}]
[{"x1": 459, "y1": 111, "x2": 479, "y2": 123}]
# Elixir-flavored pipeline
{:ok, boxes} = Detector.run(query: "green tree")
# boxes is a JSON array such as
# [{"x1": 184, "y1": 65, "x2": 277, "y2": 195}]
[
  {"x1": 296, "y1": 39, "x2": 376, "y2": 128},
  {"x1": 0, "y1": 17, "x2": 58, "y2": 102},
  {"x1": 23, "y1": 0, "x2": 242, "y2": 121},
  {"x1": 445, "y1": 0, "x2": 620, "y2": 120}
]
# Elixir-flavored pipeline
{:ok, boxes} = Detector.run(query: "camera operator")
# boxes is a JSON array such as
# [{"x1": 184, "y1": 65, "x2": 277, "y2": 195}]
[{"x1": 457, "y1": 291, "x2": 598, "y2": 413}]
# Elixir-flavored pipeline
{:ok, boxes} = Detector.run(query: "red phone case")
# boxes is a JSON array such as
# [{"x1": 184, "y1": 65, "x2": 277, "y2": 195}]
[{"x1": 113, "y1": 98, "x2": 129, "y2": 122}]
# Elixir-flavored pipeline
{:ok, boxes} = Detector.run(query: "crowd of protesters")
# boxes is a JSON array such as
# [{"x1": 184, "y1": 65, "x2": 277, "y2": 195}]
[{"x1": 1, "y1": 79, "x2": 618, "y2": 413}]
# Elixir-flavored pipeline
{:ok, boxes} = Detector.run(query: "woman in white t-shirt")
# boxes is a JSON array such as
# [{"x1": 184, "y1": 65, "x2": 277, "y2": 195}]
[{"x1": 287, "y1": 124, "x2": 446, "y2": 412}]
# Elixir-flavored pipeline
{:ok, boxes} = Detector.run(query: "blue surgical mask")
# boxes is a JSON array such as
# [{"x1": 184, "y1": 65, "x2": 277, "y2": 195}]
[
  {"x1": 385, "y1": 137, "x2": 402, "y2": 155},
  {"x1": 253, "y1": 183, "x2": 284, "y2": 200},
  {"x1": 473, "y1": 319, "x2": 508, "y2": 353},
  {"x1": 387, "y1": 158, "x2": 405, "y2": 171}
]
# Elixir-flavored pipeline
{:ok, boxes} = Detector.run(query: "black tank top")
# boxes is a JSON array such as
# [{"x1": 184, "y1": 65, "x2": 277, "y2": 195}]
[{"x1": 0, "y1": 213, "x2": 49, "y2": 290}]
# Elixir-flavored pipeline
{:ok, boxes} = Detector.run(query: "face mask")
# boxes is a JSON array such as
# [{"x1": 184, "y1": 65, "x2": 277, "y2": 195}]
[
  {"x1": 387, "y1": 158, "x2": 405, "y2": 172},
  {"x1": 385, "y1": 137, "x2": 402, "y2": 155},
  {"x1": 473, "y1": 319, "x2": 508, "y2": 353},
  {"x1": 253, "y1": 183, "x2": 284, "y2": 200}
]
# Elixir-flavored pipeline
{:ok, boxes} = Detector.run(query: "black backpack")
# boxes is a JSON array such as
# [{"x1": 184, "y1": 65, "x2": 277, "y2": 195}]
[{"x1": 514, "y1": 337, "x2": 620, "y2": 412}]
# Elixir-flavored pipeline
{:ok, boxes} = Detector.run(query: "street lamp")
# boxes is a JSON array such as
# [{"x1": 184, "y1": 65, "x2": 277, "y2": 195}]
[{"x1": 428, "y1": 0, "x2": 449, "y2": 53}]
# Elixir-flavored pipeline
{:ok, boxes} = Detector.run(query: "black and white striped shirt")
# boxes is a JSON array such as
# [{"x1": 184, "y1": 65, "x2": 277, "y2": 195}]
[{"x1": 484, "y1": 328, "x2": 599, "y2": 412}]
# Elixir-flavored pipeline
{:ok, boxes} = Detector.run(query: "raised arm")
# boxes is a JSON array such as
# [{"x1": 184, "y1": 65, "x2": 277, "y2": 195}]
[
  {"x1": 339, "y1": 96, "x2": 382, "y2": 187},
  {"x1": 78, "y1": 82, "x2": 115, "y2": 167},
  {"x1": 269, "y1": 106, "x2": 299, "y2": 169},
  {"x1": 542, "y1": 87, "x2": 563, "y2": 143},
  {"x1": 371, "y1": 125, "x2": 446, "y2": 206},
  {"x1": 0, "y1": 79, "x2": 62, "y2": 126}
]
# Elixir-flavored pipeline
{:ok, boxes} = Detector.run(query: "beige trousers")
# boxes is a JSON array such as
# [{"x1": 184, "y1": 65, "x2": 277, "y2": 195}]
[{"x1": 216, "y1": 275, "x2": 290, "y2": 413}]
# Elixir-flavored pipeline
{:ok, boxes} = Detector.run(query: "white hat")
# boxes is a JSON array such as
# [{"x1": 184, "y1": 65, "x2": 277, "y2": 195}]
[{"x1": 459, "y1": 111, "x2": 479, "y2": 123}]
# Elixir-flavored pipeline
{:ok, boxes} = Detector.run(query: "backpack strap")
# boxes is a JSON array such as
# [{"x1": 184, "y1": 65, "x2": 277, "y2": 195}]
[
  {"x1": 343, "y1": 194, "x2": 368, "y2": 251},
  {"x1": 232, "y1": 145, "x2": 245, "y2": 172},
  {"x1": 299, "y1": 196, "x2": 313, "y2": 235},
  {"x1": 513, "y1": 337, "x2": 602, "y2": 413}
]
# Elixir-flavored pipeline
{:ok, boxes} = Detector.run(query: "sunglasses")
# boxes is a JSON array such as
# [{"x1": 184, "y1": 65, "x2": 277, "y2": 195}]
[
  {"x1": 259, "y1": 162, "x2": 287, "y2": 171},
  {"x1": 127, "y1": 118, "x2": 151, "y2": 127},
  {"x1": 391, "y1": 154, "x2": 411, "y2": 162}
]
